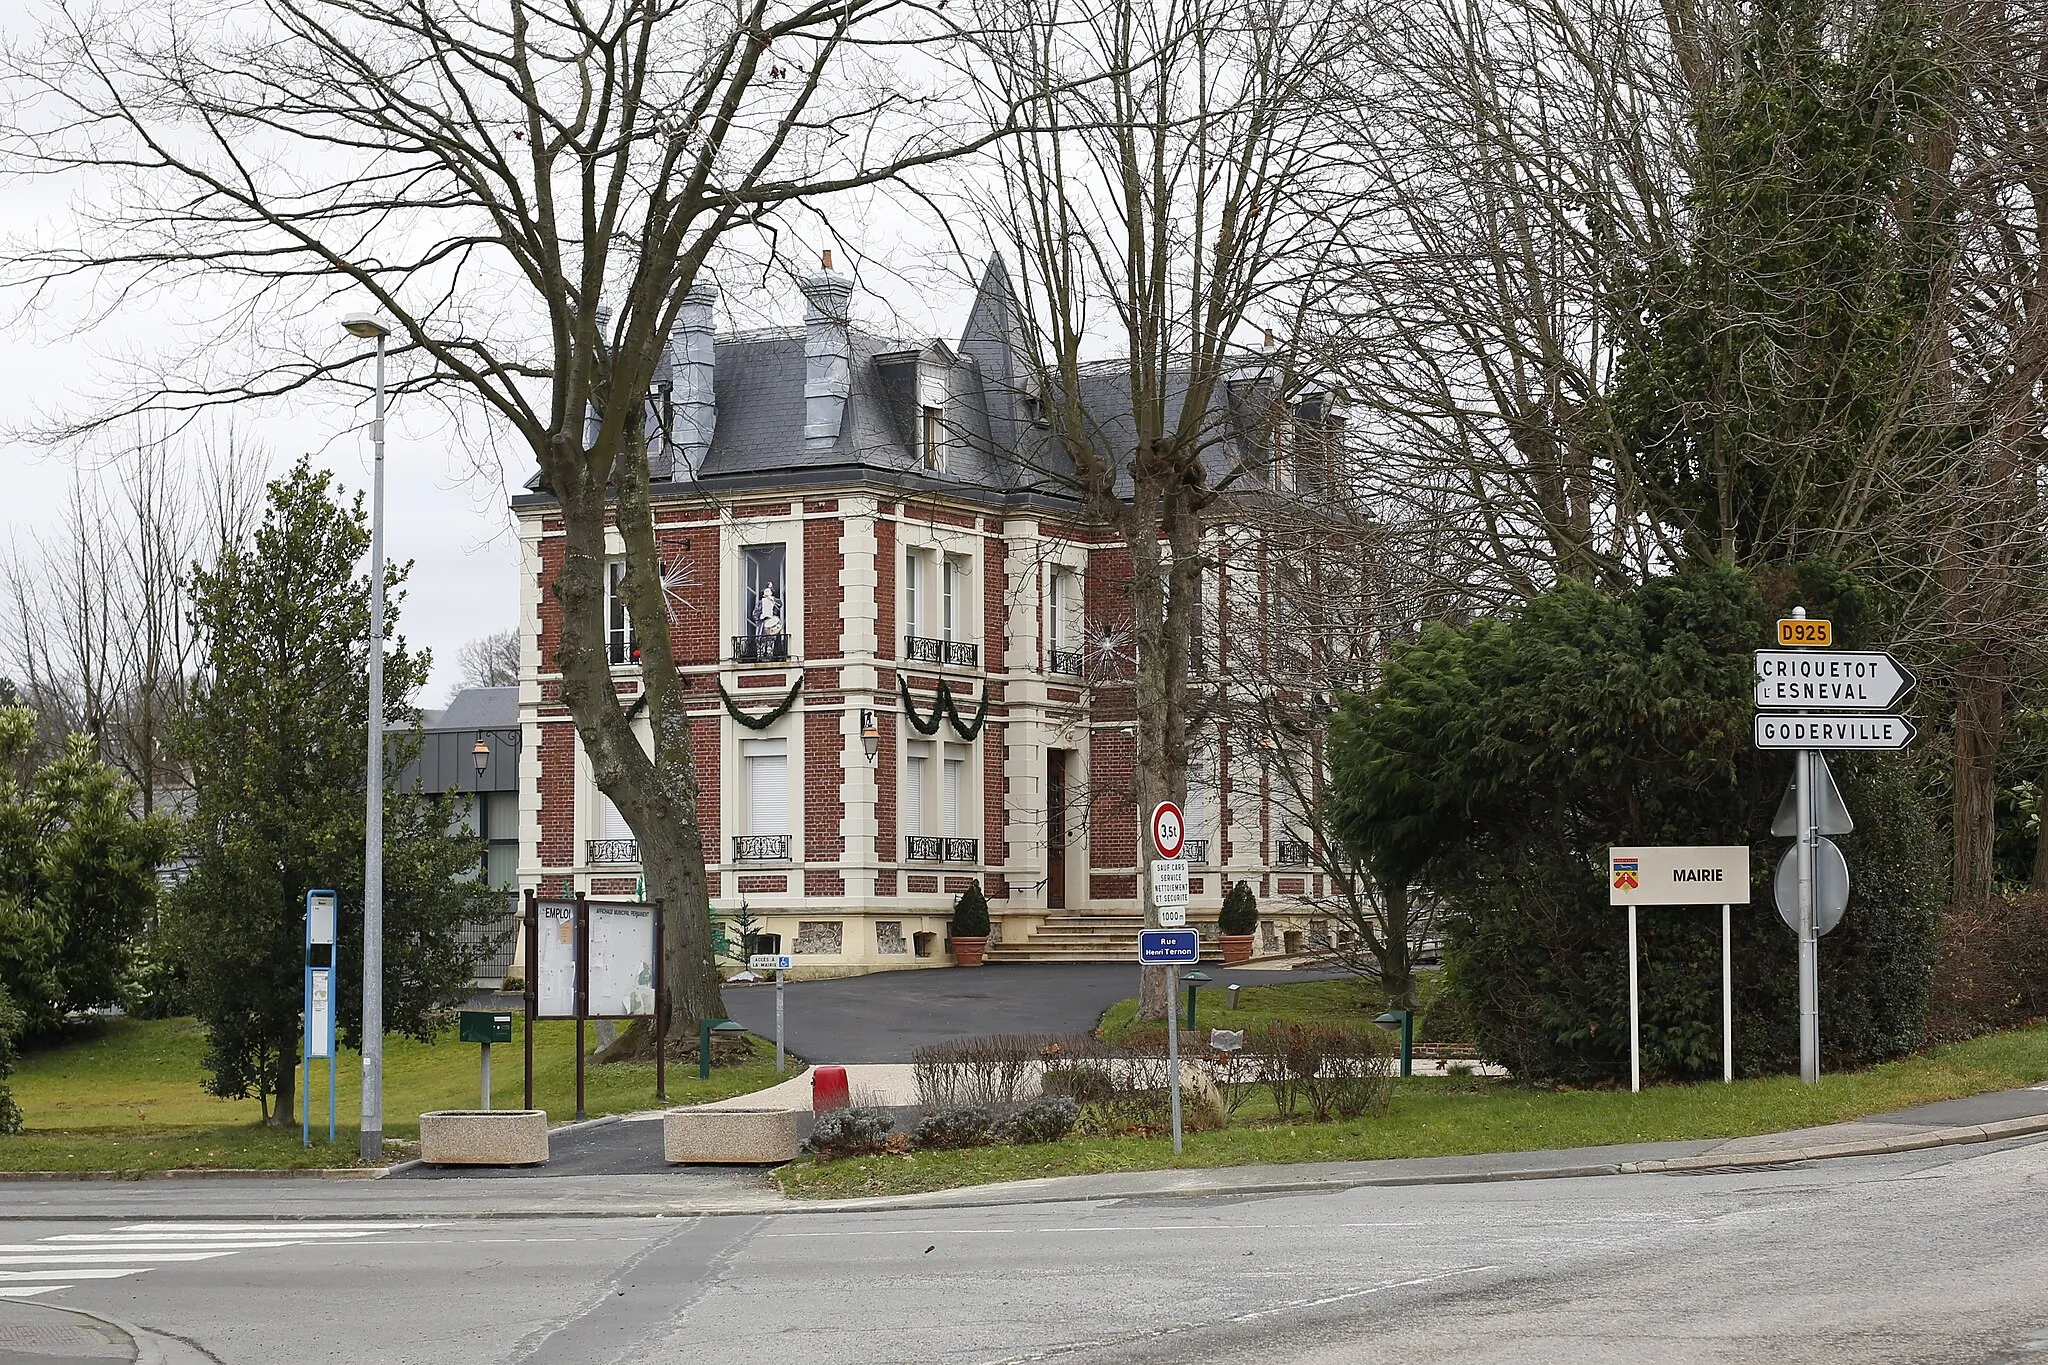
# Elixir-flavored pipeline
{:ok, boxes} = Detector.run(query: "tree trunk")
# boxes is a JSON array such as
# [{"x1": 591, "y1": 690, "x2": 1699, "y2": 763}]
[
  {"x1": 548, "y1": 429, "x2": 726, "y2": 1035},
  {"x1": 270, "y1": 1045, "x2": 295, "y2": 1129},
  {"x1": 1952, "y1": 647, "x2": 2006, "y2": 904},
  {"x1": 1379, "y1": 880, "x2": 1414, "y2": 1011},
  {"x1": 2031, "y1": 776, "x2": 2048, "y2": 893}
]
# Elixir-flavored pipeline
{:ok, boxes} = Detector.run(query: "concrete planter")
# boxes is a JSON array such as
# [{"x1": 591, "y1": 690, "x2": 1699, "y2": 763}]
[
  {"x1": 418, "y1": 1109, "x2": 549, "y2": 1166},
  {"x1": 665, "y1": 1107, "x2": 801, "y2": 1165}
]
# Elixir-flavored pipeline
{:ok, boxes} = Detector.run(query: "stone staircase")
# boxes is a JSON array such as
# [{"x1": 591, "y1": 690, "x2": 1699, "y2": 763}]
[{"x1": 983, "y1": 912, "x2": 1222, "y2": 963}]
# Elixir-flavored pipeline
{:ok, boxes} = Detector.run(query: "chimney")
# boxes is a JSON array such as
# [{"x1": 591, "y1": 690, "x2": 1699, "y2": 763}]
[
  {"x1": 797, "y1": 251, "x2": 854, "y2": 447},
  {"x1": 668, "y1": 282, "x2": 717, "y2": 478}
]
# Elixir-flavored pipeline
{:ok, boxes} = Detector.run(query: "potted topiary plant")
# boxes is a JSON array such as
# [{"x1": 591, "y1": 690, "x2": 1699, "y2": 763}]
[
  {"x1": 1218, "y1": 880, "x2": 1259, "y2": 964},
  {"x1": 949, "y1": 881, "x2": 992, "y2": 967}
]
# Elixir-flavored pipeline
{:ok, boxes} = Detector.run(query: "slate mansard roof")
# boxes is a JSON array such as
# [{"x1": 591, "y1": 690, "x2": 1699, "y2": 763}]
[{"x1": 512, "y1": 257, "x2": 1294, "y2": 514}]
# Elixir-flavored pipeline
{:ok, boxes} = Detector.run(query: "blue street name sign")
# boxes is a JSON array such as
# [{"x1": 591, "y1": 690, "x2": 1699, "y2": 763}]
[{"x1": 1138, "y1": 929, "x2": 1200, "y2": 965}]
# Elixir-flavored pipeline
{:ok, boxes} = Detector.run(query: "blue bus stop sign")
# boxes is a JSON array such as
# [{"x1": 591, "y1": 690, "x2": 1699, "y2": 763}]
[{"x1": 1137, "y1": 929, "x2": 1200, "y2": 965}]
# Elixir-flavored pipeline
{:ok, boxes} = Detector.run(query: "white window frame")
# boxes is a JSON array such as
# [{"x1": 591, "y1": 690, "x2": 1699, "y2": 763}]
[
  {"x1": 742, "y1": 737, "x2": 790, "y2": 836},
  {"x1": 904, "y1": 739, "x2": 932, "y2": 840},
  {"x1": 604, "y1": 558, "x2": 636, "y2": 666},
  {"x1": 942, "y1": 742, "x2": 968, "y2": 838}
]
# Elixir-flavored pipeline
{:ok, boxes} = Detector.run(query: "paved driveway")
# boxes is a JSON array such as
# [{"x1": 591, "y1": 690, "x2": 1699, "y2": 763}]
[{"x1": 718, "y1": 963, "x2": 1345, "y2": 1063}]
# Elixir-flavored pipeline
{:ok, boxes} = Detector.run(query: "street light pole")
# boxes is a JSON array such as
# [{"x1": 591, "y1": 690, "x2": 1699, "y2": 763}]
[{"x1": 344, "y1": 314, "x2": 390, "y2": 1161}]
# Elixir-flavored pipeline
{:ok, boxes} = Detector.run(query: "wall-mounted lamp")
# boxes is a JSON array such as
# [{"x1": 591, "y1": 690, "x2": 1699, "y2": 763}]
[
  {"x1": 860, "y1": 710, "x2": 880, "y2": 764},
  {"x1": 471, "y1": 738, "x2": 491, "y2": 777}
]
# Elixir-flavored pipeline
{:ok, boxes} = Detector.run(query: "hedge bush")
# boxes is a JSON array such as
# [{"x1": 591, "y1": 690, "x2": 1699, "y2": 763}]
[
  {"x1": 1926, "y1": 893, "x2": 2048, "y2": 1043},
  {"x1": 951, "y1": 882, "x2": 990, "y2": 938},
  {"x1": 1331, "y1": 562, "x2": 1943, "y2": 1085},
  {"x1": 1219, "y1": 881, "x2": 1259, "y2": 936},
  {"x1": 802, "y1": 1107, "x2": 894, "y2": 1160}
]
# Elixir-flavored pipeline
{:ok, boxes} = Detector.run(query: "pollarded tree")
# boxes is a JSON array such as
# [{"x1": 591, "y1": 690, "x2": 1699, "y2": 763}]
[{"x1": 173, "y1": 459, "x2": 502, "y2": 1124}]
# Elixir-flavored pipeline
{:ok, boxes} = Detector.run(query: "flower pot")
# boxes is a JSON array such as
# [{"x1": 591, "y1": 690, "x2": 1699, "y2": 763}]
[
  {"x1": 664, "y1": 1106, "x2": 800, "y2": 1165},
  {"x1": 418, "y1": 1109, "x2": 549, "y2": 1166},
  {"x1": 1220, "y1": 934, "x2": 1255, "y2": 965},
  {"x1": 951, "y1": 935, "x2": 989, "y2": 967}
]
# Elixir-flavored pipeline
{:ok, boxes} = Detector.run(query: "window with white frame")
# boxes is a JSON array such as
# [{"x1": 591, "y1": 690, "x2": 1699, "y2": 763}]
[
  {"x1": 942, "y1": 743, "x2": 967, "y2": 837},
  {"x1": 1048, "y1": 566, "x2": 1081, "y2": 671},
  {"x1": 604, "y1": 559, "x2": 637, "y2": 665},
  {"x1": 744, "y1": 739, "x2": 788, "y2": 834},
  {"x1": 741, "y1": 544, "x2": 789, "y2": 640},
  {"x1": 905, "y1": 548, "x2": 924, "y2": 637},
  {"x1": 904, "y1": 741, "x2": 931, "y2": 838},
  {"x1": 942, "y1": 555, "x2": 962, "y2": 643},
  {"x1": 921, "y1": 405, "x2": 942, "y2": 470}
]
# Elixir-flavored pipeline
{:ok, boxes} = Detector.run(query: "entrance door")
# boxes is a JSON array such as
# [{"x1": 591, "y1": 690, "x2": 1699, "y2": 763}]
[{"x1": 1047, "y1": 751, "x2": 1067, "y2": 910}]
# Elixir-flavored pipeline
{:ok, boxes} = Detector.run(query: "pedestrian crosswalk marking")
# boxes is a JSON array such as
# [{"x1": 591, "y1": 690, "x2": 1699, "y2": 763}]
[{"x1": 0, "y1": 1221, "x2": 432, "y2": 1301}]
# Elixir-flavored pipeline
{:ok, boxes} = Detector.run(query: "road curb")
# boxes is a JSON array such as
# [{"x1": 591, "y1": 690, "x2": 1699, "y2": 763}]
[
  {"x1": 0, "y1": 1166, "x2": 390, "y2": 1182},
  {"x1": 1628, "y1": 1113, "x2": 2048, "y2": 1175}
]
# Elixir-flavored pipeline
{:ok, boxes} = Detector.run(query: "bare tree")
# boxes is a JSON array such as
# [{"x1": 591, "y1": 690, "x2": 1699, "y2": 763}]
[
  {"x1": 5, "y1": 0, "x2": 1012, "y2": 1028},
  {"x1": 976, "y1": 0, "x2": 1356, "y2": 1014},
  {"x1": 456, "y1": 630, "x2": 520, "y2": 692}
]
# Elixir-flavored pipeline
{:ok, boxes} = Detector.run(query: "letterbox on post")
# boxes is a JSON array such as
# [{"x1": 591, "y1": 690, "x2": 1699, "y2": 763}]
[{"x1": 460, "y1": 1010, "x2": 514, "y2": 1110}]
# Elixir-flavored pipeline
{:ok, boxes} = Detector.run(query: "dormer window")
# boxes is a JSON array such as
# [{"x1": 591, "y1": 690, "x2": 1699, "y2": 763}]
[{"x1": 922, "y1": 405, "x2": 943, "y2": 470}]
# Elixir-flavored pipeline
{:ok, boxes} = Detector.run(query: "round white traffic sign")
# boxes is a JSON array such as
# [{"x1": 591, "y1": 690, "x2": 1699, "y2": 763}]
[{"x1": 1150, "y1": 802, "x2": 1185, "y2": 859}]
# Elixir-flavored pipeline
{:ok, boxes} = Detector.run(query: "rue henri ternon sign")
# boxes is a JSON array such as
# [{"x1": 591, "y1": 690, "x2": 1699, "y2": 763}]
[{"x1": 1608, "y1": 846, "x2": 1753, "y2": 906}]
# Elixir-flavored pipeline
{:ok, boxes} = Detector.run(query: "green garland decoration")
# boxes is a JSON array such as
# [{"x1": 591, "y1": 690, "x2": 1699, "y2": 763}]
[
  {"x1": 949, "y1": 686, "x2": 989, "y2": 741},
  {"x1": 900, "y1": 675, "x2": 947, "y2": 735},
  {"x1": 898, "y1": 674, "x2": 990, "y2": 741},
  {"x1": 719, "y1": 675, "x2": 803, "y2": 730}
]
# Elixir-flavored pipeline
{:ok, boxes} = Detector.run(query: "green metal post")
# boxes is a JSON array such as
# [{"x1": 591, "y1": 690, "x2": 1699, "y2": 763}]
[{"x1": 699, "y1": 1018, "x2": 713, "y2": 1081}]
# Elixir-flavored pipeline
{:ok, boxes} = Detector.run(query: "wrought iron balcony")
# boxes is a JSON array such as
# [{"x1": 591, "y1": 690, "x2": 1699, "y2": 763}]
[
  {"x1": 587, "y1": 838, "x2": 640, "y2": 866},
  {"x1": 904, "y1": 835, "x2": 980, "y2": 863},
  {"x1": 1275, "y1": 837, "x2": 1314, "y2": 867},
  {"x1": 732, "y1": 833, "x2": 793, "y2": 862},
  {"x1": 905, "y1": 635, "x2": 979, "y2": 668},
  {"x1": 1049, "y1": 645, "x2": 1086, "y2": 676},
  {"x1": 1182, "y1": 838, "x2": 1210, "y2": 865},
  {"x1": 732, "y1": 632, "x2": 789, "y2": 664}
]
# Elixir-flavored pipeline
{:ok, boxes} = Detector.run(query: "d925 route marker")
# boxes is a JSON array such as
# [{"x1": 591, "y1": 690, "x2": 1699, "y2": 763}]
[
  {"x1": 1776, "y1": 617, "x2": 1832, "y2": 647},
  {"x1": 1754, "y1": 713, "x2": 1916, "y2": 751}
]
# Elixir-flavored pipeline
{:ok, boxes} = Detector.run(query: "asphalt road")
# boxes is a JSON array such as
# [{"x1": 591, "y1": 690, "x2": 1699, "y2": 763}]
[
  {"x1": 7, "y1": 1135, "x2": 2048, "y2": 1363},
  {"x1": 719, "y1": 963, "x2": 1344, "y2": 1063}
]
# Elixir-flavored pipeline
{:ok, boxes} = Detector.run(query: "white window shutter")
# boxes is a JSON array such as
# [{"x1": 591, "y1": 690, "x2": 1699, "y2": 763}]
[
  {"x1": 943, "y1": 752, "x2": 964, "y2": 837},
  {"x1": 746, "y1": 749, "x2": 789, "y2": 835},
  {"x1": 598, "y1": 790, "x2": 632, "y2": 841},
  {"x1": 905, "y1": 755, "x2": 927, "y2": 837}
]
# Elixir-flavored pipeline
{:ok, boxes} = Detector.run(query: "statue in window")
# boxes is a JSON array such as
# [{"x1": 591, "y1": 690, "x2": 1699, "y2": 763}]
[{"x1": 753, "y1": 583, "x2": 784, "y2": 638}]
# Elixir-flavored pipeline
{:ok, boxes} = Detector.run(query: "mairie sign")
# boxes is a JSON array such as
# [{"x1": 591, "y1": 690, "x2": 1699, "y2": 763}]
[
  {"x1": 1754, "y1": 650, "x2": 1913, "y2": 711},
  {"x1": 1754, "y1": 713, "x2": 1916, "y2": 751},
  {"x1": 1609, "y1": 846, "x2": 1753, "y2": 906}
]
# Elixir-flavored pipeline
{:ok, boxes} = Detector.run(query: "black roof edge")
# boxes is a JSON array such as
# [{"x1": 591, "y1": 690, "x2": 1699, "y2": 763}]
[{"x1": 509, "y1": 463, "x2": 1087, "y2": 518}]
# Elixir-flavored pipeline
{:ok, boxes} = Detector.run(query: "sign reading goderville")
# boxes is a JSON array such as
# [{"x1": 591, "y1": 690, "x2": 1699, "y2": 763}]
[
  {"x1": 1608, "y1": 846, "x2": 1753, "y2": 906},
  {"x1": 1754, "y1": 714, "x2": 1916, "y2": 750}
]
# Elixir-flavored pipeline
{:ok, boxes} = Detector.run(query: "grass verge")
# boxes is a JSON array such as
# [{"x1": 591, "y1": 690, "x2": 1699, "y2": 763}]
[
  {"x1": 777, "y1": 1018, "x2": 2048, "y2": 1200},
  {"x1": 0, "y1": 1015, "x2": 784, "y2": 1172}
]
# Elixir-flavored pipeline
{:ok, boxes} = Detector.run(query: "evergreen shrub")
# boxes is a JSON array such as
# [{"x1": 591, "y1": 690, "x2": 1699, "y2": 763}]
[
  {"x1": 951, "y1": 882, "x2": 990, "y2": 938},
  {"x1": 1219, "y1": 881, "x2": 1259, "y2": 936}
]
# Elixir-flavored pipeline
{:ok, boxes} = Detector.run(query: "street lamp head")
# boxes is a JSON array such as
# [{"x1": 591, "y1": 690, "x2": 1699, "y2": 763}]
[
  {"x1": 1183, "y1": 970, "x2": 1212, "y2": 984},
  {"x1": 471, "y1": 738, "x2": 490, "y2": 776},
  {"x1": 343, "y1": 314, "x2": 391, "y2": 339},
  {"x1": 860, "y1": 709, "x2": 880, "y2": 764}
]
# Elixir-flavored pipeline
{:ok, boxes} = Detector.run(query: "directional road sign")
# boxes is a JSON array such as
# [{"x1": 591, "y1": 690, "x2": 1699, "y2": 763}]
[
  {"x1": 1754, "y1": 714, "x2": 1916, "y2": 750},
  {"x1": 1138, "y1": 929, "x2": 1200, "y2": 965},
  {"x1": 1755, "y1": 650, "x2": 1914, "y2": 711},
  {"x1": 1775, "y1": 837, "x2": 1848, "y2": 937}
]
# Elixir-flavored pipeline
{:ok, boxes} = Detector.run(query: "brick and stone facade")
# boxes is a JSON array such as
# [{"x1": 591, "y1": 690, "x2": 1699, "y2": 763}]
[{"x1": 512, "y1": 259, "x2": 1335, "y2": 973}]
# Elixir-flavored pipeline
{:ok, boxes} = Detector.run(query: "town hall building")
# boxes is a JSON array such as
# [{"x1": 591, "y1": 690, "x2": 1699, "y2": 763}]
[{"x1": 512, "y1": 256, "x2": 1343, "y2": 972}]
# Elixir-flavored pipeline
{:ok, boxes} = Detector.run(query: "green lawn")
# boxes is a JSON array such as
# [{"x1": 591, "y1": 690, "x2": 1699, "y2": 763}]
[
  {"x1": 0, "y1": 1015, "x2": 785, "y2": 1172},
  {"x1": 778, "y1": 1016, "x2": 2048, "y2": 1200}
]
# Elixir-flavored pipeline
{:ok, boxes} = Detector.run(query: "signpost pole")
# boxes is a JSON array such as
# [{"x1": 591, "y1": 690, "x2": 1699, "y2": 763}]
[
  {"x1": 653, "y1": 899, "x2": 667, "y2": 1105},
  {"x1": 481, "y1": 1042, "x2": 492, "y2": 1111},
  {"x1": 302, "y1": 956, "x2": 311, "y2": 1148},
  {"x1": 1166, "y1": 962, "x2": 1182, "y2": 1155},
  {"x1": 1628, "y1": 904, "x2": 1641, "y2": 1094},
  {"x1": 775, "y1": 969, "x2": 786, "y2": 1074},
  {"x1": 522, "y1": 890, "x2": 536, "y2": 1112},
  {"x1": 1798, "y1": 749, "x2": 1819, "y2": 1084},
  {"x1": 1721, "y1": 902, "x2": 1733, "y2": 1084},
  {"x1": 573, "y1": 892, "x2": 588, "y2": 1122}
]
